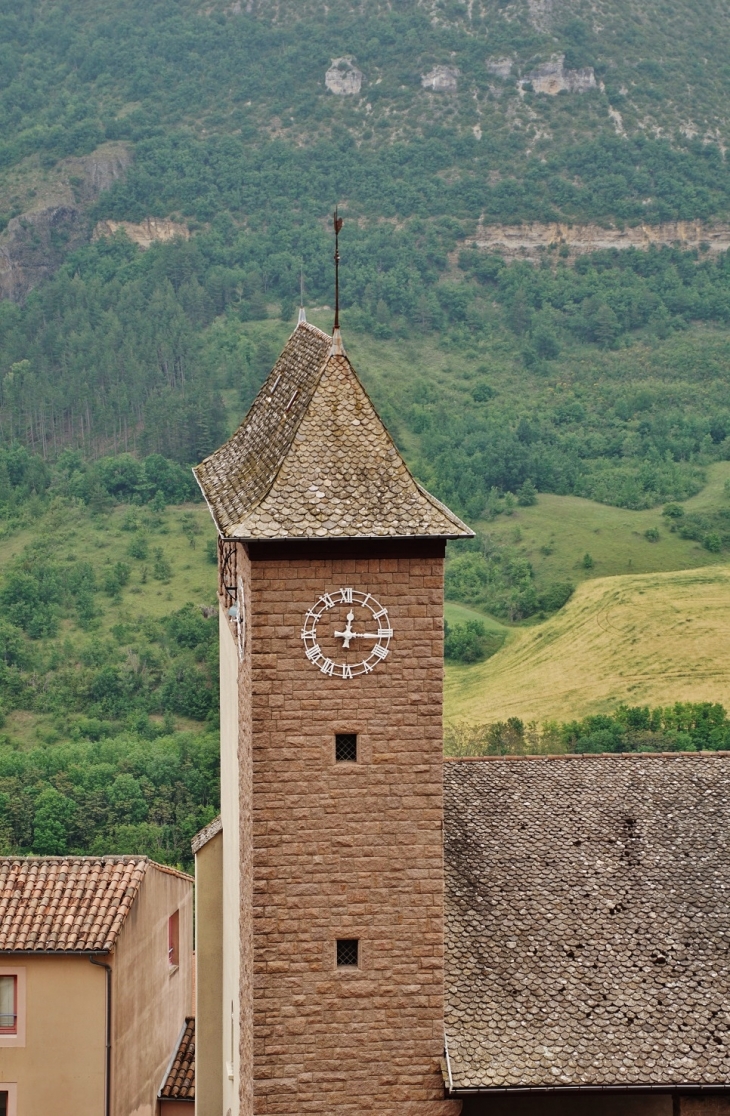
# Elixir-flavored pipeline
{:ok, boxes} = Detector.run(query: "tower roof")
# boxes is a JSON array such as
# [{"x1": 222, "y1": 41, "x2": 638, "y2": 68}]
[{"x1": 194, "y1": 322, "x2": 472, "y2": 540}]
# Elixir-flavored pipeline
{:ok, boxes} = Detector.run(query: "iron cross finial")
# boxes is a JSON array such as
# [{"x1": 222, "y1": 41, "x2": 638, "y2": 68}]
[{"x1": 333, "y1": 208, "x2": 343, "y2": 331}]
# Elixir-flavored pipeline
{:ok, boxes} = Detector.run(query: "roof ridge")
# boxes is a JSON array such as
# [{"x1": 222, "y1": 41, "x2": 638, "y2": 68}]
[
  {"x1": 148, "y1": 860, "x2": 195, "y2": 882},
  {"x1": 444, "y1": 750, "x2": 730, "y2": 762}
]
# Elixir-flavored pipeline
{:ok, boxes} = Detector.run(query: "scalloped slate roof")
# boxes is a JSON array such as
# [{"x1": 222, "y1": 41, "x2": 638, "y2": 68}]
[
  {"x1": 160, "y1": 1017, "x2": 195, "y2": 1100},
  {"x1": 0, "y1": 856, "x2": 191, "y2": 953},
  {"x1": 194, "y1": 322, "x2": 471, "y2": 540},
  {"x1": 444, "y1": 753, "x2": 730, "y2": 1090}
]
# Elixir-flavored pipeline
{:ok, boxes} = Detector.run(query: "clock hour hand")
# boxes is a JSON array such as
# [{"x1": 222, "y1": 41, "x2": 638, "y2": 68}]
[{"x1": 334, "y1": 610, "x2": 355, "y2": 649}]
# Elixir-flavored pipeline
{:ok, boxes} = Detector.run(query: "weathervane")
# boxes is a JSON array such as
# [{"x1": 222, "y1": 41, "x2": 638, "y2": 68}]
[{"x1": 333, "y1": 208, "x2": 343, "y2": 332}]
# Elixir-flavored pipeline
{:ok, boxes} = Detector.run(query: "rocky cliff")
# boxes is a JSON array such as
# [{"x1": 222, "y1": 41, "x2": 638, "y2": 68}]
[
  {"x1": 468, "y1": 221, "x2": 730, "y2": 260},
  {"x1": 0, "y1": 143, "x2": 131, "y2": 302}
]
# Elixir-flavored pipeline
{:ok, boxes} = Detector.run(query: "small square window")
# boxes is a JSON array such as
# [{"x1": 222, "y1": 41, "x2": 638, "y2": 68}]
[
  {"x1": 168, "y1": 910, "x2": 180, "y2": 967},
  {"x1": 336, "y1": 939, "x2": 359, "y2": 968},
  {"x1": 335, "y1": 734, "x2": 357, "y2": 762}
]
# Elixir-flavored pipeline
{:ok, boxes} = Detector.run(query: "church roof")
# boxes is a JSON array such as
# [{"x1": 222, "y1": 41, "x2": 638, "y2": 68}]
[
  {"x1": 194, "y1": 322, "x2": 471, "y2": 540},
  {"x1": 444, "y1": 752, "x2": 730, "y2": 1091}
]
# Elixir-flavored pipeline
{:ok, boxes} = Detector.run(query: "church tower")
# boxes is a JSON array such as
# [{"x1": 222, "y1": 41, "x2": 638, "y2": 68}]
[{"x1": 195, "y1": 306, "x2": 470, "y2": 1115}]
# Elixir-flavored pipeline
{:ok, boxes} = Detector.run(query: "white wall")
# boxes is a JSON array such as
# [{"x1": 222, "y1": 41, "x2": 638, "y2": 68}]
[{"x1": 220, "y1": 609, "x2": 241, "y2": 1116}]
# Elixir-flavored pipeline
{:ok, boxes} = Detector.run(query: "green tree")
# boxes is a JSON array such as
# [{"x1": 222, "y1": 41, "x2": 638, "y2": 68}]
[{"x1": 32, "y1": 788, "x2": 76, "y2": 855}]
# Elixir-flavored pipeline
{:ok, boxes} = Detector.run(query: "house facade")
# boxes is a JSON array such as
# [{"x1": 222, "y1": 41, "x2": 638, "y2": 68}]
[{"x1": 0, "y1": 855, "x2": 193, "y2": 1116}]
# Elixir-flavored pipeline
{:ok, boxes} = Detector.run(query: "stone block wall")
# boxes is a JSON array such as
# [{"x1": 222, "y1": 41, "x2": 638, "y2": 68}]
[{"x1": 240, "y1": 543, "x2": 458, "y2": 1115}]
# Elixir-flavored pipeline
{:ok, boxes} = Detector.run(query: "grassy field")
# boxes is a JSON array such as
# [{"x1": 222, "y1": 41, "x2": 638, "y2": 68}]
[
  {"x1": 445, "y1": 564, "x2": 730, "y2": 725},
  {"x1": 472, "y1": 461, "x2": 730, "y2": 594}
]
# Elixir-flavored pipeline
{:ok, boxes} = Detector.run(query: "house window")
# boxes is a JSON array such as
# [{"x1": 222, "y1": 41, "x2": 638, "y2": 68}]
[
  {"x1": 335, "y1": 733, "x2": 357, "y2": 762},
  {"x1": 336, "y1": 939, "x2": 359, "y2": 968},
  {"x1": 168, "y1": 910, "x2": 180, "y2": 967},
  {"x1": 0, "y1": 969, "x2": 23, "y2": 1047},
  {"x1": 0, "y1": 977, "x2": 16, "y2": 1033},
  {"x1": 0, "y1": 1084, "x2": 17, "y2": 1116}
]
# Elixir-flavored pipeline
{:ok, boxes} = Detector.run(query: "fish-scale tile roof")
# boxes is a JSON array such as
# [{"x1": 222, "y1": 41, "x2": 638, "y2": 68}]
[
  {"x1": 444, "y1": 753, "x2": 730, "y2": 1091},
  {"x1": 160, "y1": 1017, "x2": 195, "y2": 1100},
  {"x1": 0, "y1": 856, "x2": 186, "y2": 952},
  {"x1": 194, "y1": 322, "x2": 471, "y2": 540}
]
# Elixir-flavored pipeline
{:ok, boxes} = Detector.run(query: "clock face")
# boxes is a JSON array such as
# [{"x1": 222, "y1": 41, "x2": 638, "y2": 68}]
[{"x1": 300, "y1": 588, "x2": 392, "y2": 679}]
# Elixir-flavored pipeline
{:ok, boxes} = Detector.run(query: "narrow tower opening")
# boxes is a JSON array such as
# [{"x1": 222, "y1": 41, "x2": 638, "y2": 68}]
[
  {"x1": 336, "y1": 939, "x2": 359, "y2": 968},
  {"x1": 335, "y1": 733, "x2": 358, "y2": 762}
]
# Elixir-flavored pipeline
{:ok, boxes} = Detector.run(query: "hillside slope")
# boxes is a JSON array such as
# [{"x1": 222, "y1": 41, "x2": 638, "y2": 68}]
[{"x1": 445, "y1": 565, "x2": 730, "y2": 723}]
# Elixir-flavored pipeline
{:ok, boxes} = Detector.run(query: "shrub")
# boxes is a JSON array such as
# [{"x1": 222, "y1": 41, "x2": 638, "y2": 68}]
[
  {"x1": 128, "y1": 535, "x2": 149, "y2": 560},
  {"x1": 581, "y1": 552, "x2": 594, "y2": 569},
  {"x1": 537, "y1": 582, "x2": 573, "y2": 612},
  {"x1": 444, "y1": 620, "x2": 492, "y2": 663},
  {"x1": 663, "y1": 503, "x2": 684, "y2": 518},
  {"x1": 645, "y1": 527, "x2": 660, "y2": 542},
  {"x1": 704, "y1": 532, "x2": 722, "y2": 552},
  {"x1": 152, "y1": 548, "x2": 172, "y2": 581},
  {"x1": 517, "y1": 478, "x2": 538, "y2": 506}
]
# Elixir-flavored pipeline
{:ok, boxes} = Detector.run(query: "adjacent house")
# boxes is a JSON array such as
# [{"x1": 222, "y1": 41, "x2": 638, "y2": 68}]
[{"x1": 0, "y1": 855, "x2": 193, "y2": 1116}]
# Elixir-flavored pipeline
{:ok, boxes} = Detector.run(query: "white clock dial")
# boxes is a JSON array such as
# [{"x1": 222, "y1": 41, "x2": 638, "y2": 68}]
[{"x1": 301, "y1": 588, "x2": 392, "y2": 679}]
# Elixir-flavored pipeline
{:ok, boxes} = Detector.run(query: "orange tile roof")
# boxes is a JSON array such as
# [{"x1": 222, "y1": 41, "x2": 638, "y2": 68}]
[
  {"x1": 160, "y1": 1017, "x2": 195, "y2": 1099},
  {"x1": 0, "y1": 856, "x2": 154, "y2": 952}
]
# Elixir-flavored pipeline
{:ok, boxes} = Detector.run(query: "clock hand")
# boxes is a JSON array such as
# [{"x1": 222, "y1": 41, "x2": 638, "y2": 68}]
[{"x1": 334, "y1": 610, "x2": 355, "y2": 649}]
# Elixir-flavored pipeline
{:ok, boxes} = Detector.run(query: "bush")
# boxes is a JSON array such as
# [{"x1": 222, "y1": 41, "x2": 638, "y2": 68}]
[
  {"x1": 704, "y1": 532, "x2": 722, "y2": 552},
  {"x1": 517, "y1": 479, "x2": 538, "y2": 506},
  {"x1": 663, "y1": 503, "x2": 684, "y2": 518},
  {"x1": 152, "y1": 548, "x2": 172, "y2": 581},
  {"x1": 128, "y1": 535, "x2": 149, "y2": 560},
  {"x1": 537, "y1": 582, "x2": 574, "y2": 612},
  {"x1": 444, "y1": 619, "x2": 495, "y2": 663},
  {"x1": 645, "y1": 527, "x2": 660, "y2": 542},
  {"x1": 581, "y1": 553, "x2": 594, "y2": 569}
]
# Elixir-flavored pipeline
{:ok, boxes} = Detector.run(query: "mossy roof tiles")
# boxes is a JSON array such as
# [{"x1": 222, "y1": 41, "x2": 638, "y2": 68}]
[
  {"x1": 0, "y1": 855, "x2": 191, "y2": 953},
  {"x1": 444, "y1": 753, "x2": 730, "y2": 1090},
  {"x1": 194, "y1": 322, "x2": 471, "y2": 540}
]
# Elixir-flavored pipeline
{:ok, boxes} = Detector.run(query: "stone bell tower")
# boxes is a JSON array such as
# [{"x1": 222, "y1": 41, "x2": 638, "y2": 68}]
[{"x1": 194, "y1": 310, "x2": 470, "y2": 1115}]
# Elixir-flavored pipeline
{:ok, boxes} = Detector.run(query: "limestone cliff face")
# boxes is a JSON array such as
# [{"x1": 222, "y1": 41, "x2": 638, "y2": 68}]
[
  {"x1": 92, "y1": 218, "x2": 189, "y2": 250},
  {"x1": 521, "y1": 55, "x2": 596, "y2": 94},
  {"x1": 0, "y1": 142, "x2": 132, "y2": 302},
  {"x1": 469, "y1": 220, "x2": 730, "y2": 260},
  {"x1": 325, "y1": 58, "x2": 363, "y2": 95},
  {"x1": 422, "y1": 65, "x2": 460, "y2": 92}
]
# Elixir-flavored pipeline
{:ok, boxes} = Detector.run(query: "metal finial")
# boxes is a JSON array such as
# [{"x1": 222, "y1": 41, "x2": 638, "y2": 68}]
[{"x1": 333, "y1": 208, "x2": 343, "y2": 332}]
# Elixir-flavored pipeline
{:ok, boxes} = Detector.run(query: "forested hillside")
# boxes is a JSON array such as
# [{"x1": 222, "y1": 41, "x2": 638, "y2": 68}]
[{"x1": 2, "y1": 0, "x2": 730, "y2": 479}]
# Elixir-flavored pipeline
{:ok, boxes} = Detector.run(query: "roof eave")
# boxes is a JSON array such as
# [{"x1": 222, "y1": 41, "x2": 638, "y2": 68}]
[
  {"x1": 221, "y1": 530, "x2": 471, "y2": 542},
  {"x1": 448, "y1": 1083, "x2": 730, "y2": 1095}
]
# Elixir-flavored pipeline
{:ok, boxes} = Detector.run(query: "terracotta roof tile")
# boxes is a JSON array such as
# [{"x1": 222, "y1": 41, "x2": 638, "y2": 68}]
[
  {"x1": 160, "y1": 1017, "x2": 195, "y2": 1099},
  {"x1": 194, "y1": 323, "x2": 471, "y2": 540},
  {"x1": 444, "y1": 753, "x2": 730, "y2": 1090},
  {"x1": 0, "y1": 856, "x2": 148, "y2": 952}
]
